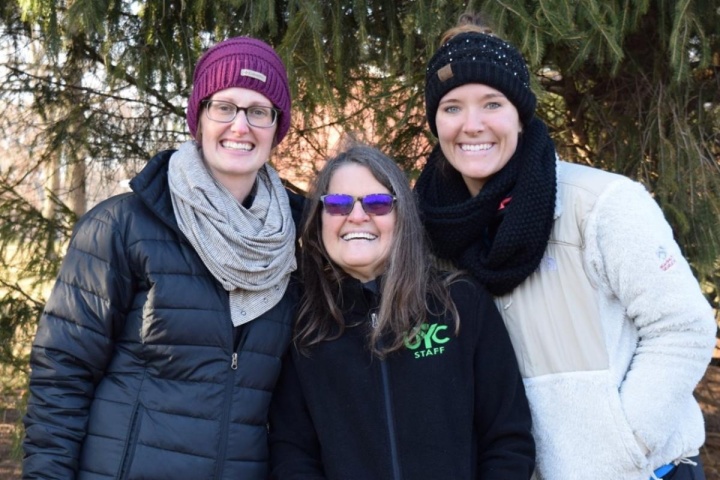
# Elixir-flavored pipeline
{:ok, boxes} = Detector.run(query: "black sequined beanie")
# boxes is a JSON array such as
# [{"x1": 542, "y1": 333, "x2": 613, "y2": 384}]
[{"x1": 425, "y1": 32, "x2": 536, "y2": 136}]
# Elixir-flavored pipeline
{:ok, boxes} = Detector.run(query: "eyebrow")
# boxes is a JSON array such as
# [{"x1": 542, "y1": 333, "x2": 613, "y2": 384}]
[
  {"x1": 439, "y1": 92, "x2": 507, "y2": 104},
  {"x1": 210, "y1": 97, "x2": 274, "y2": 107}
]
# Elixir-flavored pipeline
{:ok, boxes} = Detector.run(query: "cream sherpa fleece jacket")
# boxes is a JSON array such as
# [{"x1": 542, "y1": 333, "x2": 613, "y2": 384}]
[{"x1": 494, "y1": 161, "x2": 716, "y2": 479}]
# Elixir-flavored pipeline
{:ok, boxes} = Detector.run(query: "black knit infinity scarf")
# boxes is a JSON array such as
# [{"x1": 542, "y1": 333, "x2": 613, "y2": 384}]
[{"x1": 414, "y1": 118, "x2": 557, "y2": 295}]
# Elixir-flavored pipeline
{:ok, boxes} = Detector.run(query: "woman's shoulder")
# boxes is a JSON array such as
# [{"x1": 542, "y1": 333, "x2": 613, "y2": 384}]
[
  {"x1": 431, "y1": 271, "x2": 507, "y2": 341},
  {"x1": 555, "y1": 160, "x2": 646, "y2": 226},
  {"x1": 71, "y1": 183, "x2": 179, "y2": 257},
  {"x1": 437, "y1": 271, "x2": 494, "y2": 306},
  {"x1": 74, "y1": 192, "x2": 140, "y2": 232},
  {"x1": 557, "y1": 160, "x2": 634, "y2": 197}
]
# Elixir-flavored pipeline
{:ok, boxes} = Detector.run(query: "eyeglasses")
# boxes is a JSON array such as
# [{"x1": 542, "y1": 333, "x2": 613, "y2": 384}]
[
  {"x1": 320, "y1": 193, "x2": 396, "y2": 216},
  {"x1": 203, "y1": 100, "x2": 279, "y2": 128}
]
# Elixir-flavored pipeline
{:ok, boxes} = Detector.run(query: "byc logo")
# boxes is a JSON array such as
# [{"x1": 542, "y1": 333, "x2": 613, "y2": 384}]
[{"x1": 404, "y1": 323, "x2": 450, "y2": 359}]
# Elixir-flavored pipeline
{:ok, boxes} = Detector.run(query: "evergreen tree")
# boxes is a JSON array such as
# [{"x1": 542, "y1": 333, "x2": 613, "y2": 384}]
[{"x1": 0, "y1": 0, "x2": 717, "y2": 420}]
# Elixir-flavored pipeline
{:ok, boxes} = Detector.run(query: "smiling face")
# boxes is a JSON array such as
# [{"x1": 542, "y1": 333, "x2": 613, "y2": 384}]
[
  {"x1": 321, "y1": 164, "x2": 396, "y2": 282},
  {"x1": 435, "y1": 83, "x2": 523, "y2": 196},
  {"x1": 198, "y1": 87, "x2": 278, "y2": 200}
]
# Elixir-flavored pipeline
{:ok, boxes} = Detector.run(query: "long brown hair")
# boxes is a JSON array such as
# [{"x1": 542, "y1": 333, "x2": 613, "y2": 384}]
[{"x1": 295, "y1": 143, "x2": 459, "y2": 357}]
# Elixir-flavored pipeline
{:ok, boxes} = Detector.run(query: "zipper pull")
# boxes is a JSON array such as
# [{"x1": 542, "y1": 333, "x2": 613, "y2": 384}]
[
  {"x1": 231, "y1": 352, "x2": 238, "y2": 370},
  {"x1": 371, "y1": 312, "x2": 379, "y2": 329}
]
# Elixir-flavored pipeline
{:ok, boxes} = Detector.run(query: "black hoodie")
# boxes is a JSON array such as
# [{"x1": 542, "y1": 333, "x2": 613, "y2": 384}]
[{"x1": 269, "y1": 275, "x2": 534, "y2": 480}]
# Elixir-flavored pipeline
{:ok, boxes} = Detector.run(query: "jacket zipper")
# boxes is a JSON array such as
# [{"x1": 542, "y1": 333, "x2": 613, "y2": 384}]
[
  {"x1": 213, "y1": 325, "x2": 239, "y2": 479},
  {"x1": 372, "y1": 312, "x2": 403, "y2": 480}
]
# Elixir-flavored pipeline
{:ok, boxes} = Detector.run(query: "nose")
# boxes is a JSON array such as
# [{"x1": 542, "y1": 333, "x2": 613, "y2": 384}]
[
  {"x1": 462, "y1": 109, "x2": 485, "y2": 133},
  {"x1": 346, "y1": 200, "x2": 370, "y2": 222},
  {"x1": 230, "y1": 110, "x2": 251, "y2": 133}
]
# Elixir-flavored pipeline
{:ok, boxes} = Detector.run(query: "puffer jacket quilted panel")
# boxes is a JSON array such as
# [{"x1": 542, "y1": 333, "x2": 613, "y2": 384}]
[{"x1": 23, "y1": 150, "x2": 297, "y2": 480}]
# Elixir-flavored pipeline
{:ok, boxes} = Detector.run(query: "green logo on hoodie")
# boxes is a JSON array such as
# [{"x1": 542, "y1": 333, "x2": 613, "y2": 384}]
[{"x1": 404, "y1": 323, "x2": 450, "y2": 359}]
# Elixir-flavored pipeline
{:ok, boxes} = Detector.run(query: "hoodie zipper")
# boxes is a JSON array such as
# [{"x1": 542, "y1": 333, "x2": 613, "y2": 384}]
[{"x1": 372, "y1": 312, "x2": 403, "y2": 480}]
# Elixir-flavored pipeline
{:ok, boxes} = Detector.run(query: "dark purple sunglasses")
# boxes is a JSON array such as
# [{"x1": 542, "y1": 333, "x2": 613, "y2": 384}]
[{"x1": 320, "y1": 193, "x2": 396, "y2": 216}]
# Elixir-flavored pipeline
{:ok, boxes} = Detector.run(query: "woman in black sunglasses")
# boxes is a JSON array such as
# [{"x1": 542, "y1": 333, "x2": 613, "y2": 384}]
[
  {"x1": 414, "y1": 12, "x2": 716, "y2": 480},
  {"x1": 268, "y1": 142, "x2": 535, "y2": 479}
]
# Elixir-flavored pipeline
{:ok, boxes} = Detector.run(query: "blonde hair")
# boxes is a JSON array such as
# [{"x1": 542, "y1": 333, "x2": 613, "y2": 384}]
[{"x1": 439, "y1": 12, "x2": 495, "y2": 45}]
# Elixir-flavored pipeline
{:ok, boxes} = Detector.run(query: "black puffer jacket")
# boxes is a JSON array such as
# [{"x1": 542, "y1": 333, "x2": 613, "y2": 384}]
[{"x1": 23, "y1": 149, "x2": 300, "y2": 479}]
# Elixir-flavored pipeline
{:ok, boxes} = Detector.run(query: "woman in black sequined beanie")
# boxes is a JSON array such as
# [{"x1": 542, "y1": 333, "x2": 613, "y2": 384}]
[
  {"x1": 414, "y1": 13, "x2": 714, "y2": 480},
  {"x1": 415, "y1": 14, "x2": 557, "y2": 293}
]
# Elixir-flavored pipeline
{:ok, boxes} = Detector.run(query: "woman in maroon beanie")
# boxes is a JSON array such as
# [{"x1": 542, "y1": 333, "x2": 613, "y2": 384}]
[{"x1": 22, "y1": 36, "x2": 300, "y2": 479}]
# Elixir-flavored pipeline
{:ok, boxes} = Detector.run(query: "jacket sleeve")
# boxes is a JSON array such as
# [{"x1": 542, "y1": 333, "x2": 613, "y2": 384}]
[
  {"x1": 269, "y1": 350, "x2": 327, "y2": 480},
  {"x1": 586, "y1": 178, "x2": 716, "y2": 455},
  {"x1": 22, "y1": 204, "x2": 134, "y2": 479},
  {"x1": 465, "y1": 283, "x2": 536, "y2": 479}
]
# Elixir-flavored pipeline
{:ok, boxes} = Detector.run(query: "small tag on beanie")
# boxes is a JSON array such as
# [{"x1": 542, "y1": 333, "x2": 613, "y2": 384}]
[
  {"x1": 437, "y1": 64, "x2": 453, "y2": 82},
  {"x1": 241, "y1": 69, "x2": 267, "y2": 83}
]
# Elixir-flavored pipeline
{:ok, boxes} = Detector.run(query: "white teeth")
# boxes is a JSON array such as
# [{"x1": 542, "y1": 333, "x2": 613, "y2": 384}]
[
  {"x1": 461, "y1": 143, "x2": 492, "y2": 151},
  {"x1": 223, "y1": 140, "x2": 253, "y2": 151},
  {"x1": 342, "y1": 232, "x2": 377, "y2": 241}
]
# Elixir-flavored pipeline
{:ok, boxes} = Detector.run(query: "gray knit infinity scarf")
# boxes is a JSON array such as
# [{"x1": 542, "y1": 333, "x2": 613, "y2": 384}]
[{"x1": 168, "y1": 140, "x2": 296, "y2": 326}]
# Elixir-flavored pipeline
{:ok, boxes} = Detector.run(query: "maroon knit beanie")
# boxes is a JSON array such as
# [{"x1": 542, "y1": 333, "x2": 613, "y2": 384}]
[{"x1": 186, "y1": 36, "x2": 291, "y2": 143}]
